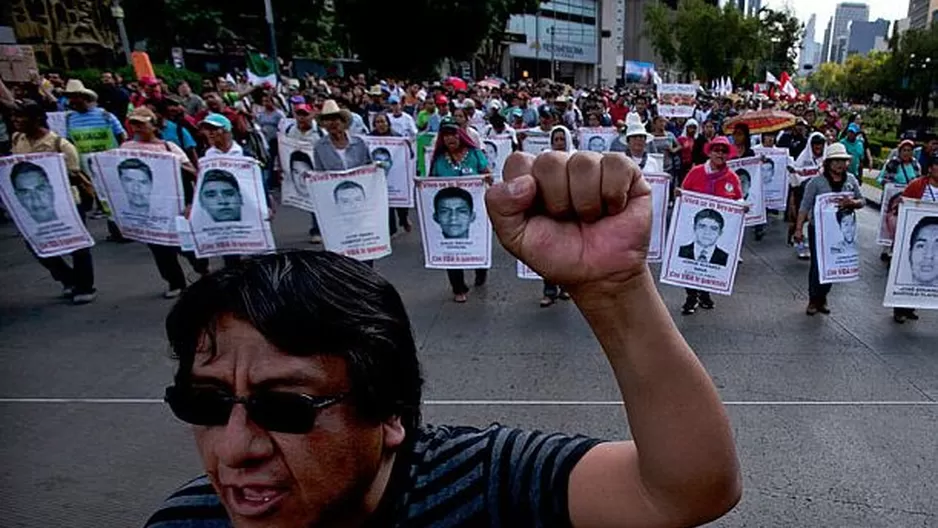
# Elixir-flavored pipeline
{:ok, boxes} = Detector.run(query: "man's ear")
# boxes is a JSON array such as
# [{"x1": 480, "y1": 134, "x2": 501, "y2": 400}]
[{"x1": 382, "y1": 416, "x2": 405, "y2": 450}]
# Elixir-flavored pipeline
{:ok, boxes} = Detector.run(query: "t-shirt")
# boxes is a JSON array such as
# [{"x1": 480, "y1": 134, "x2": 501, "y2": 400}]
[
  {"x1": 430, "y1": 147, "x2": 489, "y2": 177},
  {"x1": 12, "y1": 131, "x2": 81, "y2": 173},
  {"x1": 798, "y1": 173, "x2": 863, "y2": 221},
  {"x1": 388, "y1": 112, "x2": 417, "y2": 140},
  {"x1": 254, "y1": 108, "x2": 285, "y2": 142},
  {"x1": 144, "y1": 424, "x2": 601, "y2": 527},
  {"x1": 65, "y1": 107, "x2": 125, "y2": 155},
  {"x1": 161, "y1": 121, "x2": 196, "y2": 151},
  {"x1": 205, "y1": 142, "x2": 245, "y2": 158},
  {"x1": 682, "y1": 163, "x2": 743, "y2": 200},
  {"x1": 120, "y1": 139, "x2": 191, "y2": 166}
]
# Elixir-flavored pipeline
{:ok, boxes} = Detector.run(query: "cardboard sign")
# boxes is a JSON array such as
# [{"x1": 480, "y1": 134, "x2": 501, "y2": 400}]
[{"x1": 0, "y1": 45, "x2": 38, "y2": 83}]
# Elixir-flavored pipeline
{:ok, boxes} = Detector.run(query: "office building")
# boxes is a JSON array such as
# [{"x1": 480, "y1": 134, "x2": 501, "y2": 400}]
[
  {"x1": 908, "y1": 0, "x2": 938, "y2": 29},
  {"x1": 747, "y1": 0, "x2": 762, "y2": 17},
  {"x1": 799, "y1": 14, "x2": 819, "y2": 73},
  {"x1": 829, "y1": 2, "x2": 869, "y2": 63},
  {"x1": 846, "y1": 18, "x2": 890, "y2": 57},
  {"x1": 820, "y1": 17, "x2": 833, "y2": 63},
  {"x1": 599, "y1": 0, "x2": 626, "y2": 85}
]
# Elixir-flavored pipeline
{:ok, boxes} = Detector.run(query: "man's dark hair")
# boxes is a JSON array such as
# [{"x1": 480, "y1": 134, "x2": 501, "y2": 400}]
[
  {"x1": 909, "y1": 216, "x2": 938, "y2": 260},
  {"x1": 433, "y1": 186, "x2": 473, "y2": 213},
  {"x1": 117, "y1": 158, "x2": 153, "y2": 181},
  {"x1": 289, "y1": 150, "x2": 313, "y2": 168},
  {"x1": 736, "y1": 168, "x2": 751, "y2": 184},
  {"x1": 762, "y1": 158, "x2": 775, "y2": 170},
  {"x1": 333, "y1": 180, "x2": 365, "y2": 201},
  {"x1": 165, "y1": 251, "x2": 424, "y2": 434},
  {"x1": 201, "y1": 169, "x2": 240, "y2": 193},
  {"x1": 835, "y1": 208, "x2": 856, "y2": 225},
  {"x1": 10, "y1": 161, "x2": 49, "y2": 188},
  {"x1": 371, "y1": 147, "x2": 392, "y2": 161},
  {"x1": 693, "y1": 208, "x2": 724, "y2": 230}
]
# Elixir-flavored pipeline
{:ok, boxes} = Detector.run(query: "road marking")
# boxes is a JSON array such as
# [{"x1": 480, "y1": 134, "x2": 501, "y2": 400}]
[{"x1": 0, "y1": 398, "x2": 935, "y2": 406}]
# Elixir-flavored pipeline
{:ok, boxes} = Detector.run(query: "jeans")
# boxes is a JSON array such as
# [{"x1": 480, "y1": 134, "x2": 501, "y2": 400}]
[
  {"x1": 32, "y1": 196, "x2": 95, "y2": 294},
  {"x1": 388, "y1": 208, "x2": 410, "y2": 235},
  {"x1": 148, "y1": 244, "x2": 209, "y2": 290},
  {"x1": 447, "y1": 269, "x2": 487, "y2": 295},
  {"x1": 543, "y1": 282, "x2": 560, "y2": 299},
  {"x1": 807, "y1": 225, "x2": 831, "y2": 304},
  {"x1": 684, "y1": 288, "x2": 711, "y2": 305}
]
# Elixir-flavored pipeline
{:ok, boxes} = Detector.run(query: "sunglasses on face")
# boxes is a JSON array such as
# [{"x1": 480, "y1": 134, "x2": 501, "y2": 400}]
[
  {"x1": 711, "y1": 147, "x2": 729, "y2": 154},
  {"x1": 164, "y1": 385, "x2": 347, "y2": 434}
]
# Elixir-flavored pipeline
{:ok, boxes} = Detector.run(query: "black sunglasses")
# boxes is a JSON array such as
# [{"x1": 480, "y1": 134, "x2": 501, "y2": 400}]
[{"x1": 164, "y1": 385, "x2": 347, "y2": 434}]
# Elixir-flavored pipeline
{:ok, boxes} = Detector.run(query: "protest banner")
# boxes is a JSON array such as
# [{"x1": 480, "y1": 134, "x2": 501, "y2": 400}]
[
  {"x1": 188, "y1": 156, "x2": 275, "y2": 258},
  {"x1": 796, "y1": 166, "x2": 821, "y2": 186},
  {"x1": 277, "y1": 134, "x2": 317, "y2": 212},
  {"x1": 0, "y1": 45, "x2": 38, "y2": 83},
  {"x1": 814, "y1": 192, "x2": 860, "y2": 284},
  {"x1": 728, "y1": 156, "x2": 766, "y2": 226},
  {"x1": 577, "y1": 127, "x2": 619, "y2": 153},
  {"x1": 415, "y1": 176, "x2": 492, "y2": 269},
  {"x1": 754, "y1": 147, "x2": 790, "y2": 210},
  {"x1": 624, "y1": 60, "x2": 656, "y2": 84},
  {"x1": 877, "y1": 183, "x2": 906, "y2": 246},
  {"x1": 480, "y1": 135, "x2": 512, "y2": 182},
  {"x1": 517, "y1": 260, "x2": 541, "y2": 280},
  {"x1": 645, "y1": 173, "x2": 671, "y2": 263},
  {"x1": 656, "y1": 84, "x2": 697, "y2": 118},
  {"x1": 90, "y1": 149, "x2": 184, "y2": 246},
  {"x1": 521, "y1": 131, "x2": 551, "y2": 155},
  {"x1": 363, "y1": 136, "x2": 415, "y2": 207},
  {"x1": 416, "y1": 133, "x2": 436, "y2": 177},
  {"x1": 660, "y1": 191, "x2": 746, "y2": 295},
  {"x1": 883, "y1": 200, "x2": 938, "y2": 309},
  {"x1": 47, "y1": 111, "x2": 68, "y2": 138},
  {"x1": 0, "y1": 153, "x2": 94, "y2": 257},
  {"x1": 308, "y1": 165, "x2": 391, "y2": 262}
]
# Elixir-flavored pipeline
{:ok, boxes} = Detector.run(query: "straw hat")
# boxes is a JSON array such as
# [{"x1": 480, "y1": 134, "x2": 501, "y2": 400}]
[
  {"x1": 824, "y1": 143, "x2": 853, "y2": 161},
  {"x1": 63, "y1": 79, "x2": 97, "y2": 100},
  {"x1": 317, "y1": 99, "x2": 352, "y2": 125},
  {"x1": 624, "y1": 123, "x2": 652, "y2": 140}
]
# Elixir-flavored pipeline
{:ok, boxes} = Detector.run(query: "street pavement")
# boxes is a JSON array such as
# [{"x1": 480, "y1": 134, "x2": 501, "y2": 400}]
[{"x1": 0, "y1": 200, "x2": 936, "y2": 527}]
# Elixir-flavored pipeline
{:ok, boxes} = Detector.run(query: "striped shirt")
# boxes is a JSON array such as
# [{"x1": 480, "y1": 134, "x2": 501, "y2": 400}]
[{"x1": 144, "y1": 424, "x2": 602, "y2": 527}]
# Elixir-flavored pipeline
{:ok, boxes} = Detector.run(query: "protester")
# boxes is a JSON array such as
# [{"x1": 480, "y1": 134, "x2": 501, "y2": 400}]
[
  {"x1": 452, "y1": 107, "x2": 482, "y2": 148},
  {"x1": 877, "y1": 139, "x2": 922, "y2": 261},
  {"x1": 893, "y1": 153, "x2": 938, "y2": 323},
  {"x1": 429, "y1": 118, "x2": 491, "y2": 303},
  {"x1": 387, "y1": 95, "x2": 417, "y2": 140},
  {"x1": 199, "y1": 114, "x2": 244, "y2": 158},
  {"x1": 693, "y1": 119, "x2": 718, "y2": 165},
  {"x1": 617, "y1": 123, "x2": 661, "y2": 173},
  {"x1": 97, "y1": 71, "x2": 130, "y2": 123},
  {"x1": 177, "y1": 81, "x2": 206, "y2": 116},
  {"x1": 370, "y1": 112, "x2": 412, "y2": 237},
  {"x1": 649, "y1": 115, "x2": 680, "y2": 177},
  {"x1": 839, "y1": 123, "x2": 865, "y2": 177},
  {"x1": 788, "y1": 132, "x2": 827, "y2": 259},
  {"x1": 677, "y1": 118, "x2": 698, "y2": 185},
  {"x1": 156, "y1": 97, "x2": 199, "y2": 166},
  {"x1": 794, "y1": 143, "x2": 864, "y2": 316}
]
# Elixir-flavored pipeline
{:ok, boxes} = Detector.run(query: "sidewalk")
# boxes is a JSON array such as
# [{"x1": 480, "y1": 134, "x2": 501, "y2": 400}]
[{"x1": 861, "y1": 183, "x2": 882, "y2": 207}]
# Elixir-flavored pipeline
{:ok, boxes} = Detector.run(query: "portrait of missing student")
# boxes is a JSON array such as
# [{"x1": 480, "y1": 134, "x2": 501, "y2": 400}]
[
  {"x1": 288, "y1": 150, "x2": 313, "y2": 199},
  {"x1": 737, "y1": 169, "x2": 752, "y2": 201},
  {"x1": 10, "y1": 160, "x2": 58, "y2": 224},
  {"x1": 433, "y1": 186, "x2": 475, "y2": 240},
  {"x1": 678, "y1": 208, "x2": 730, "y2": 266},
  {"x1": 587, "y1": 136, "x2": 607, "y2": 152},
  {"x1": 116, "y1": 158, "x2": 153, "y2": 216},
  {"x1": 830, "y1": 208, "x2": 858, "y2": 255},
  {"x1": 277, "y1": 134, "x2": 317, "y2": 212},
  {"x1": 333, "y1": 180, "x2": 368, "y2": 215},
  {"x1": 884, "y1": 203, "x2": 938, "y2": 309},
  {"x1": 415, "y1": 176, "x2": 492, "y2": 269},
  {"x1": 199, "y1": 169, "x2": 243, "y2": 223},
  {"x1": 363, "y1": 136, "x2": 414, "y2": 208},
  {"x1": 815, "y1": 192, "x2": 860, "y2": 284},
  {"x1": 483, "y1": 141, "x2": 498, "y2": 172}
]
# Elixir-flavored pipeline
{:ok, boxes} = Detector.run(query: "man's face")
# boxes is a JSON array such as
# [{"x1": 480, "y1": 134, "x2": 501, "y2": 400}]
[
  {"x1": 290, "y1": 160, "x2": 312, "y2": 198},
  {"x1": 68, "y1": 95, "x2": 88, "y2": 112},
  {"x1": 587, "y1": 138, "x2": 604, "y2": 152},
  {"x1": 189, "y1": 317, "x2": 402, "y2": 528},
  {"x1": 321, "y1": 115, "x2": 344, "y2": 136},
  {"x1": 694, "y1": 217, "x2": 722, "y2": 248},
  {"x1": 760, "y1": 162, "x2": 774, "y2": 184},
  {"x1": 119, "y1": 168, "x2": 153, "y2": 210},
  {"x1": 839, "y1": 213, "x2": 857, "y2": 244},
  {"x1": 201, "y1": 180, "x2": 243, "y2": 222},
  {"x1": 927, "y1": 139, "x2": 938, "y2": 154},
  {"x1": 206, "y1": 94, "x2": 224, "y2": 112},
  {"x1": 483, "y1": 143, "x2": 497, "y2": 166},
  {"x1": 739, "y1": 173, "x2": 751, "y2": 199},
  {"x1": 372, "y1": 151, "x2": 392, "y2": 174},
  {"x1": 13, "y1": 169, "x2": 56, "y2": 223},
  {"x1": 433, "y1": 196, "x2": 474, "y2": 239},
  {"x1": 12, "y1": 113, "x2": 35, "y2": 133},
  {"x1": 828, "y1": 159, "x2": 847, "y2": 174},
  {"x1": 101, "y1": 72, "x2": 115, "y2": 86},
  {"x1": 47, "y1": 73, "x2": 63, "y2": 87},
  {"x1": 636, "y1": 99, "x2": 646, "y2": 113},
  {"x1": 178, "y1": 83, "x2": 191, "y2": 96},
  {"x1": 627, "y1": 136, "x2": 646, "y2": 154},
  {"x1": 910, "y1": 224, "x2": 938, "y2": 285},
  {"x1": 335, "y1": 186, "x2": 366, "y2": 214},
  {"x1": 390, "y1": 102, "x2": 401, "y2": 115},
  {"x1": 296, "y1": 111, "x2": 314, "y2": 130}
]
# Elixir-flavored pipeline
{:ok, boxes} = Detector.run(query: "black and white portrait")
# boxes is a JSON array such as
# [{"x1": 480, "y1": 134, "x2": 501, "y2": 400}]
[
  {"x1": 433, "y1": 186, "x2": 476, "y2": 240},
  {"x1": 906, "y1": 216, "x2": 938, "y2": 287},
  {"x1": 288, "y1": 150, "x2": 313, "y2": 199},
  {"x1": 830, "y1": 208, "x2": 858, "y2": 255},
  {"x1": 116, "y1": 158, "x2": 153, "y2": 216},
  {"x1": 199, "y1": 169, "x2": 243, "y2": 223},
  {"x1": 587, "y1": 136, "x2": 607, "y2": 152},
  {"x1": 678, "y1": 208, "x2": 730, "y2": 266},
  {"x1": 371, "y1": 147, "x2": 393, "y2": 178},
  {"x1": 333, "y1": 180, "x2": 368, "y2": 215},
  {"x1": 10, "y1": 161, "x2": 58, "y2": 224}
]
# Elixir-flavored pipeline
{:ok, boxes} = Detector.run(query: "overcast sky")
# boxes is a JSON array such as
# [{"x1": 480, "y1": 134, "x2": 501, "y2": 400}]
[{"x1": 762, "y1": 0, "x2": 909, "y2": 40}]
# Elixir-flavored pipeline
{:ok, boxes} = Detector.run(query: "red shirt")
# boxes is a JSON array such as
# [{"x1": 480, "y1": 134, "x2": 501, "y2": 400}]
[
  {"x1": 609, "y1": 103, "x2": 629, "y2": 125},
  {"x1": 682, "y1": 163, "x2": 743, "y2": 200}
]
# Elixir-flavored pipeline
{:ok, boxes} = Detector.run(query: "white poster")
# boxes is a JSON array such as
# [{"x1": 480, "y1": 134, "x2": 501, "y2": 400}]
[
  {"x1": 363, "y1": 136, "x2": 415, "y2": 208},
  {"x1": 176, "y1": 216, "x2": 194, "y2": 251},
  {"x1": 47, "y1": 111, "x2": 67, "y2": 138},
  {"x1": 645, "y1": 173, "x2": 671, "y2": 263},
  {"x1": 0, "y1": 152, "x2": 94, "y2": 257},
  {"x1": 308, "y1": 164, "x2": 391, "y2": 261},
  {"x1": 728, "y1": 156, "x2": 766, "y2": 226},
  {"x1": 415, "y1": 176, "x2": 492, "y2": 269},
  {"x1": 480, "y1": 135, "x2": 512, "y2": 182},
  {"x1": 877, "y1": 183, "x2": 906, "y2": 246},
  {"x1": 577, "y1": 127, "x2": 619, "y2": 153},
  {"x1": 517, "y1": 260, "x2": 541, "y2": 280},
  {"x1": 423, "y1": 144, "x2": 434, "y2": 177},
  {"x1": 814, "y1": 192, "x2": 860, "y2": 284},
  {"x1": 189, "y1": 156, "x2": 276, "y2": 258},
  {"x1": 521, "y1": 132, "x2": 551, "y2": 155},
  {"x1": 883, "y1": 200, "x2": 938, "y2": 309},
  {"x1": 277, "y1": 134, "x2": 317, "y2": 212},
  {"x1": 659, "y1": 191, "x2": 746, "y2": 296},
  {"x1": 754, "y1": 147, "x2": 789, "y2": 210},
  {"x1": 91, "y1": 149, "x2": 184, "y2": 246},
  {"x1": 656, "y1": 84, "x2": 697, "y2": 118}
]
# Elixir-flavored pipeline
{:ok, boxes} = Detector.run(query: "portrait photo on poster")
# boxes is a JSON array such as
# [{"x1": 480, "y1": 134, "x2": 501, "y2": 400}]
[
  {"x1": 278, "y1": 134, "x2": 316, "y2": 212},
  {"x1": 754, "y1": 147, "x2": 789, "y2": 210},
  {"x1": 678, "y1": 208, "x2": 731, "y2": 266},
  {"x1": 364, "y1": 136, "x2": 413, "y2": 208},
  {"x1": 644, "y1": 173, "x2": 671, "y2": 262},
  {"x1": 884, "y1": 203, "x2": 938, "y2": 309},
  {"x1": 728, "y1": 156, "x2": 766, "y2": 226},
  {"x1": 307, "y1": 165, "x2": 391, "y2": 261},
  {"x1": 521, "y1": 133, "x2": 551, "y2": 155},
  {"x1": 877, "y1": 183, "x2": 905, "y2": 246},
  {"x1": 577, "y1": 127, "x2": 618, "y2": 154},
  {"x1": 815, "y1": 192, "x2": 860, "y2": 284},
  {"x1": 415, "y1": 176, "x2": 492, "y2": 269},
  {"x1": 199, "y1": 169, "x2": 244, "y2": 223}
]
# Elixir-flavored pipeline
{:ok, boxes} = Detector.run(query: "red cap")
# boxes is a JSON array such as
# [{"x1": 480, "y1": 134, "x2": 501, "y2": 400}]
[
  {"x1": 435, "y1": 95, "x2": 449, "y2": 105},
  {"x1": 294, "y1": 103, "x2": 313, "y2": 114},
  {"x1": 140, "y1": 76, "x2": 159, "y2": 86}
]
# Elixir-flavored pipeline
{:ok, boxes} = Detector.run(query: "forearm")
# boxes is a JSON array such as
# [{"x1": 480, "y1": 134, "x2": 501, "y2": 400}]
[
  {"x1": 796, "y1": 210, "x2": 808, "y2": 231},
  {"x1": 570, "y1": 270, "x2": 738, "y2": 501}
]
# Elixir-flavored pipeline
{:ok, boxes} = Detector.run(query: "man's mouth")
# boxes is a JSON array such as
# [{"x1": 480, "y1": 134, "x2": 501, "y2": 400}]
[{"x1": 224, "y1": 485, "x2": 288, "y2": 518}]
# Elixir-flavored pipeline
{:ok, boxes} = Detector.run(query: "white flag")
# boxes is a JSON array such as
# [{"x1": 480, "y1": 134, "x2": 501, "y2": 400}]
[{"x1": 765, "y1": 71, "x2": 779, "y2": 85}]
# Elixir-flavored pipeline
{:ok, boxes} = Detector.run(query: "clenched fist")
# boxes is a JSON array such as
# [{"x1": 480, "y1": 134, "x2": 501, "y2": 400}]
[{"x1": 485, "y1": 151, "x2": 652, "y2": 291}]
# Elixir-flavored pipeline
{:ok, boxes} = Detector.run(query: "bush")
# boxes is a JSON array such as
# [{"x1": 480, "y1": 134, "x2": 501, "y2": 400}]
[{"x1": 62, "y1": 65, "x2": 204, "y2": 92}]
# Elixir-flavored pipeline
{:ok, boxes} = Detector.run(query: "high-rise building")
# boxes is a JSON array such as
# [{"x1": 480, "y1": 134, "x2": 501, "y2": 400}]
[
  {"x1": 846, "y1": 18, "x2": 890, "y2": 57},
  {"x1": 908, "y1": 0, "x2": 938, "y2": 29},
  {"x1": 747, "y1": 0, "x2": 762, "y2": 16},
  {"x1": 820, "y1": 17, "x2": 833, "y2": 63},
  {"x1": 830, "y1": 2, "x2": 870, "y2": 63},
  {"x1": 799, "y1": 14, "x2": 819, "y2": 73}
]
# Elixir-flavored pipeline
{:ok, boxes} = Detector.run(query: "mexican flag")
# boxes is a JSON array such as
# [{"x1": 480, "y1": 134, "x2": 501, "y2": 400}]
[{"x1": 246, "y1": 52, "x2": 278, "y2": 86}]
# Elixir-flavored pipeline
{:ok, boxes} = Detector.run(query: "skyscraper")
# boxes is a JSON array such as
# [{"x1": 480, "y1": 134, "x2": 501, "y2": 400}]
[
  {"x1": 846, "y1": 18, "x2": 890, "y2": 57},
  {"x1": 830, "y1": 2, "x2": 870, "y2": 63},
  {"x1": 747, "y1": 0, "x2": 762, "y2": 16},
  {"x1": 820, "y1": 17, "x2": 833, "y2": 63},
  {"x1": 908, "y1": 0, "x2": 938, "y2": 28},
  {"x1": 799, "y1": 14, "x2": 819, "y2": 73}
]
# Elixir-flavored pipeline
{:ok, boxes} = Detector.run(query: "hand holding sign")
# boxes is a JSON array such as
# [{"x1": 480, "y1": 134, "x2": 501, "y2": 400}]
[{"x1": 486, "y1": 151, "x2": 651, "y2": 290}]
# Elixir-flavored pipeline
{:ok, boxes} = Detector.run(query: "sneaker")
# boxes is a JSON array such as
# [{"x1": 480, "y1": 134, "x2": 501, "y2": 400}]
[
  {"x1": 699, "y1": 296, "x2": 715, "y2": 310},
  {"x1": 681, "y1": 300, "x2": 698, "y2": 315},
  {"x1": 163, "y1": 288, "x2": 183, "y2": 299},
  {"x1": 907, "y1": 310, "x2": 920, "y2": 321},
  {"x1": 796, "y1": 242, "x2": 810, "y2": 260},
  {"x1": 817, "y1": 304, "x2": 831, "y2": 315},
  {"x1": 806, "y1": 303, "x2": 818, "y2": 316},
  {"x1": 310, "y1": 234, "x2": 323, "y2": 244},
  {"x1": 62, "y1": 286, "x2": 75, "y2": 298},
  {"x1": 454, "y1": 293, "x2": 468, "y2": 303},
  {"x1": 72, "y1": 291, "x2": 97, "y2": 304}
]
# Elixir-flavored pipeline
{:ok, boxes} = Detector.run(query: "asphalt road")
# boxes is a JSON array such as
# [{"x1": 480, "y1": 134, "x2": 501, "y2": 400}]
[{"x1": 0, "y1": 201, "x2": 935, "y2": 527}]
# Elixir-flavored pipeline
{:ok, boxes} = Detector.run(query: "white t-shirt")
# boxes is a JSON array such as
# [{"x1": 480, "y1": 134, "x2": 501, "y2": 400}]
[
  {"x1": 205, "y1": 142, "x2": 245, "y2": 158},
  {"x1": 334, "y1": 147, "x2": 348, "y2": 169},
  {"x1": 388, "y1": 112, "x2": 417, "y2": 140},
  {"x1": 631, "y1": 153, "x2": 662, "y2": 173}
]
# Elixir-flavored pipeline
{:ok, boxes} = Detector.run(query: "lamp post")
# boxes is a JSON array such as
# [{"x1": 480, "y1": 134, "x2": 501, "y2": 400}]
[{"x1": 263, "y1": 0, "x2": 279, "y2": 76}]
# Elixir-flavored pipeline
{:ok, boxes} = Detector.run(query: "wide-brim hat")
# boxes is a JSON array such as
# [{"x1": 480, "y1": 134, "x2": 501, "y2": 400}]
[
  {"x1": 824, "y1": 143, "x2": 853, "y2": 161},
  {"x1": 703, "y1": 136, "x2": 738, "y2": 158},
  {"x1": 624, "y1": 123, "x2": 653, "y2": 140},
  {"x1": 64, "y1": 79, "x2": 97, "y2": 100},
  {"x1": 317, "y1": 99, "x2": 352, "y2": 125}
]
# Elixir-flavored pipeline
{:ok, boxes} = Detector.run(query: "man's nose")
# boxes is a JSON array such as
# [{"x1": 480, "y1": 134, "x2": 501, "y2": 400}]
[{"x1": 215, "y1": 404, "x2": 274, "y2": 468}]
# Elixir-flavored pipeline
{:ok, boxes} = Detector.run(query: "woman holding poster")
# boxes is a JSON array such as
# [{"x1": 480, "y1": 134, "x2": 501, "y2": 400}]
[
  {"x1": 891, "y1": 155, "x2": 938, "y2": 323},
  {"x1": 794, "y1": 143, "x2": 864, "y2": 316},
  {"x1": 679, "y1": 136, "x2": 744, "y2": 315},
  {"x1": 369, "y1": 112, "x2": 413, "y2": 237},
  {"x1": 788, "y1": 132, "x2": 826, "y2": 259},
  {"x1": 428, "y1": 117, "x2": 491, "y2": 303},
  {"x1": 877, "y1": 139, "x2": 921, "y2": 262}
]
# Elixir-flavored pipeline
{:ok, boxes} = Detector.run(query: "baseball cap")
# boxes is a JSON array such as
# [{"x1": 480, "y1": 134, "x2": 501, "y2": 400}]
[
  {"x1": 435, "y1": 95, "x2": 449, "y2": 105},
  {"x1": 199, "y1": 113, "x2": 232, "y2": 132},
  {"x1": 294, "y1": 103, "x2": 313, "y2": 114},
  {"x1": 847, "y1": 123, "x2": 861, "y2": 133},
  {"x1": 510, "y1": 108, "x2": 524, "y2": 118},
  {"x1": 128, "y1": 106, "x2": 158, "y2": 124},
  {"x1": 388, "y1": 94, "x2": 401, "y2": 104}
]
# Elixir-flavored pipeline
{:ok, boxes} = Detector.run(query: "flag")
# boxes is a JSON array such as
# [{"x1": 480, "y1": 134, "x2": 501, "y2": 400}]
[
  {"x1": 726, "y1": 77, "x2": 733, "y2": 94},
  {"x1": 779, "y1": 72, "x2": 797, "y2": 98},
  {"x1": 246, "y1": 52, "x2": 278, "y2": 86},
  {"x1": 765, "y1": 71, "x2": 779, "y2": 85}
]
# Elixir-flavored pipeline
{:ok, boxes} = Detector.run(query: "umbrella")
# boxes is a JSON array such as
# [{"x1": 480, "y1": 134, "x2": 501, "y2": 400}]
[
  {"x1": 443, "y1": 76, "x2": 467, "y2": 92},
  {"x1": 722, "y1": 109, "x2": 797, "y2": 135},
  {"x1": 477, "y1": 77, "x2": 506, "y2": 89}
]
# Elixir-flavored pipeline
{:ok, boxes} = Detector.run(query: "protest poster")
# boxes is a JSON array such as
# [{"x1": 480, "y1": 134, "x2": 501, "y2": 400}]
[
  {"x1": 415, "y1": 176, "x2": 492, "y2": 269},
  {"x1": 521, "y1": 131, "x2": 551, "y2": 155},
  {"x1": 363, "y1": 136, "x2": 415, "y2": 207},
  {"x1": 877, "y1": 183, "x2": 906, "y2": 246},
  {"x1": 645, "y1": 173, "x2": 671, "y2": 262},
  {"x1": 416, "y1": 133, "x2": 436, "y2": 177},
  {"x1": 308, "y1": 165, "x2": 391, "y2": 262},
  {"x1": 728, "y1": 156, "x2": 766, "y2": 226},
  {"x1": 656, "y1": 84, "x2": 697, "y2": 118},
  {"x1": 577, "y1": 127, "x2": 619, "y2": 153},
  {"x1": 659, "y1": 191, "x2": 746, "y2": 296},
  {"x1": 517, "y1": 260, "x2": 541, "y2": 280},
  {"x1": 0, "y1": 152, "x2": 94, "y2": 257},
  {"x1": 480, "y1": 135, "x2": 513, "y2": 182},
  {"x1": 90, "y1": 149, "x2": 184, "y2": 246},
  {"x1": 47, "y1": 111, "x2": 67, "y2": 138},
  {"x1": 883, "y1": 200, "x2": 938, "y2": 309},
  {"x1": 754, "y1": 147, "x2": 790, "y2": 210},
  {"x1": 796, "y1": 166, "x2": 821, "y2": 186},
  {"x1": 277, "y1": 134, "x2": 317, "y2": 212},
  {"x1": 176, "y1": 216, "x2": 195, "y2": 252},
  {"x1": 624, "y1": 60, "x2": 656, "y2": 84},
  {"x1": 0, "y1": 45, "x2": 38, "y2": 83},
  {"x1": 188, "y1": 156, "x2": 275, "y2": 258},
  {"x1": 814, "y1": 192, "x2": 860, "y2": 284}
]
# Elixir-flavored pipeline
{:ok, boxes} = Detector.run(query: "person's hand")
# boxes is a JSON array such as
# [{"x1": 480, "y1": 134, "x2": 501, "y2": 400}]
[
  {"x1": 793, "y1": 229, "x2": 804, "y2": 244},
  {"x1": 482, "y1": 174, "x2": 494, "y2": 185},
  {"x1": 486, "y1": 151, "x2": 651, "y2": 292},
  {"x1": 674, "y1": 187, "x2": 683, "y2": 197}
]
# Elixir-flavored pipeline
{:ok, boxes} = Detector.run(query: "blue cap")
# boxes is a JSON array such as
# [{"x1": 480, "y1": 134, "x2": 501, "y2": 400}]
[
  {"x1": 511, "y1": 108, "x2": 523, "y2": 118},
  {"x1": 847, "y1": 123, "x2": 860, "y2": 133},
  {"x1": 388, "y1": 94, "x2": 401, "y2": 104},
  {"x1": 199, "y1": 113, "x2": 232, "y2": 132}
]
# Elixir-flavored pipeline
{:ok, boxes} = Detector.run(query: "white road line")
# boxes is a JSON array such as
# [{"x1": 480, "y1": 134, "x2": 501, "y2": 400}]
[{"x1": 0, "y1": 398, "x2": 935, "y2": 406}]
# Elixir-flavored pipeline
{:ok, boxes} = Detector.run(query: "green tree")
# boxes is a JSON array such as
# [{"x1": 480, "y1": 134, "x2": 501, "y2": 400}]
[{"x1": 758, "y1": 8, "x2": 803, "y2": 77}]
